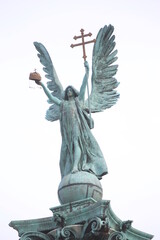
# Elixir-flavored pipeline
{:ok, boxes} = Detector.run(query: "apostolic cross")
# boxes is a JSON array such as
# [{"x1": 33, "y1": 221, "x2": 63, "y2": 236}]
[
  {"x1": 70, "y1": 29, "x2": 96, "y2": 61},
  {"x1": 70, "y1": 29, "x2": 96, "y2": 128}
]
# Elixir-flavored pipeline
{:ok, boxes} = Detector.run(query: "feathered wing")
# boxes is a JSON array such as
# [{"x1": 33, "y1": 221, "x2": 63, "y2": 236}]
[
  {"x1": 34, "y1": 42, "x2": 64, "y2": 121},
  {"x1": 85, "y1": 25, "x2": 119, "y2": 113}
]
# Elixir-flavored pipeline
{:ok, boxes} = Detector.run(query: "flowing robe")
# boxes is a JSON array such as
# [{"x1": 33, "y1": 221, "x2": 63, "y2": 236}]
[{"x1": 59, "y1": 97, "x2": 108, "y2": 179}]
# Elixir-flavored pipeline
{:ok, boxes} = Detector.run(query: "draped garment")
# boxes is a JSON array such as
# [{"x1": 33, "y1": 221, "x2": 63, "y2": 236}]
[{"x1": 59, "y1": 98, "x2": 108, "y2": 179}]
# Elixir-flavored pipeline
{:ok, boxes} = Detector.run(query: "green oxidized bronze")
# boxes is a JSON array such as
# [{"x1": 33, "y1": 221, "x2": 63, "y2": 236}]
[
  {"x1": 32, "y1": 25, "x2": 119, "y2": 204},
  {"x1": 33, "y1": 25, "x2": 119, "y2": 183},
  {"x1": 9, "y1": 25, "x2": 154, "y2": 240}
]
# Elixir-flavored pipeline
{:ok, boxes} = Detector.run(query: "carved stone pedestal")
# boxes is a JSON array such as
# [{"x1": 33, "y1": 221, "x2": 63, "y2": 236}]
[{"x1": 9, "y1": 198, "x2": 153, "y2": 240}]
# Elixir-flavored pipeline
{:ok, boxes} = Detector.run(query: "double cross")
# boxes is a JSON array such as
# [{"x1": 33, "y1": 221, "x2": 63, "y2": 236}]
[
  {"x1": 70, "y1": 28, "x2": 96, "y2": 129},
  {"x1": 70, "y1": 29, "x2": 96, "y2": 61}
]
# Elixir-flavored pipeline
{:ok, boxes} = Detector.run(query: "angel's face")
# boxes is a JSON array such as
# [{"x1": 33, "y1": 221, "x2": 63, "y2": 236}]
[{"x1": 67, "y1": 87, "x2": 74, "y2": 98}]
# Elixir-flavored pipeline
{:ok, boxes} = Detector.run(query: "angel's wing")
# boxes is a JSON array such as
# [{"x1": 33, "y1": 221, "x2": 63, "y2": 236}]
[
  {"x1": 85, "y1": 25, "x2": 119, "y2": 113},
  {"x1": 34, "y1": 42, "x2": 64, "y2": 121}
]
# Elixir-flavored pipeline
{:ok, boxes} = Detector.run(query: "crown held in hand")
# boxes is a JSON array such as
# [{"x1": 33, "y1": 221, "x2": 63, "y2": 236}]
[{"x1": 29, "y1": 69, "x2": 41, "y2": 81}]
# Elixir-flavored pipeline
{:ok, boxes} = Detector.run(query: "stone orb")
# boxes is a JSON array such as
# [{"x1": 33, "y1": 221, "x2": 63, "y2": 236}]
[{"x1": 58, "y1": 171, "x2": 103, "y2": 204}]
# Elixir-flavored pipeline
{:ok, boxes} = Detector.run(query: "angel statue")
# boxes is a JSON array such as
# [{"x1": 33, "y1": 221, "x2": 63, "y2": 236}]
[{"x1": 33, "y1": 25, "x2": 119, "y2": 180}]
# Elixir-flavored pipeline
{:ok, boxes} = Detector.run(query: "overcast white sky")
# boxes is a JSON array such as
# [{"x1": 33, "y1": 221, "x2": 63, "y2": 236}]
[{"x1": 0, "y1": 0, "x2": 160, "y2": 239}]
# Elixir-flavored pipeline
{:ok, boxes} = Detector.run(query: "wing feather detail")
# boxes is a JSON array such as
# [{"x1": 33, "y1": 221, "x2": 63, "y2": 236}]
[
  {"x1": 34, "y1": 42, "x2": 64, "y2": 121},
  {"x1": 85, "y1": 25, "x2": 119, "y2": 113}
]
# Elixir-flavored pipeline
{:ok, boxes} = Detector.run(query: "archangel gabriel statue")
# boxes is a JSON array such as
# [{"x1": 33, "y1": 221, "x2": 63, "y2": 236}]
[
  {"x1": 9, "y1": 26, "x2": 153, "y2": 240},
  {"x1": 31, "y1": 25, "x2": 119, "y2": 182}
]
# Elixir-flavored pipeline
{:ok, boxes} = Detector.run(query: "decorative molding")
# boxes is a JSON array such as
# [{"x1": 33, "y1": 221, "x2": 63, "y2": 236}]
[
  {"x1": 108, "y1": 231, "x2": 126, "y2": 240},
  {"x1": 20, "y1": 231, "x2": 51, "y2": 240},
  {"x1": 9, "y1": 217, "x2": 55, "y2": 237},
  {"x1": 120, "y1": 220, "x2": 133, "y2": 232},
  {"x1": 9, "y1": 199, "x2": 154, "y2": 240}
]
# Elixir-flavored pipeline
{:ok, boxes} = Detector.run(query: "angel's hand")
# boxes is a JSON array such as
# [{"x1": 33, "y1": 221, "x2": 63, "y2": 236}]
[
  {"x1": 84, "y1": 61, "x2": 89, "y2": 72},
  {"x1": 35, "y1": 80, "x2": 42, "y2": 85}
]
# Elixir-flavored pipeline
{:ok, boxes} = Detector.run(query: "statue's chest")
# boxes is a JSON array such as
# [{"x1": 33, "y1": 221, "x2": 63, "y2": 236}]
[
  {"x1": 63, "y1": 101, "x2": 78, "y2": 120},
  {"x1": 61, "y1": 101, "x2": 81, "y2": 137}
]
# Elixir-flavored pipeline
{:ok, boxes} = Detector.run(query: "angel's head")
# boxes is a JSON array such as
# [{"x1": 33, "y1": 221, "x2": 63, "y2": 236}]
[{"x1": 64, "y1": 86, "x2": 79, "y2": 100}]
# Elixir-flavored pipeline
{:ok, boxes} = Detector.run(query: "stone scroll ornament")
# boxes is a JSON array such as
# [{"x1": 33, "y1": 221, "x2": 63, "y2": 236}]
[{"x1": 30, "y1": 25, "x2": 119, "y2": 185}]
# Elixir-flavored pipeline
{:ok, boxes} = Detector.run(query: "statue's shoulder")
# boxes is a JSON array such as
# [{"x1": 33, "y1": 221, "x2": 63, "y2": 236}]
[{"x1": 59, "y1": 100, "x2": 65, "y2": 109}]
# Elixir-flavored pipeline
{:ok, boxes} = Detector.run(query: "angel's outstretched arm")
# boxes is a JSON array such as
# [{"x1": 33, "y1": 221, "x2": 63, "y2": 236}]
[
  {"x1": 79, "y1": 61, "x2": 89, "y2": 102},
  {"x1": 36, "y1": 81, "x2": 61, "y2": 106}
]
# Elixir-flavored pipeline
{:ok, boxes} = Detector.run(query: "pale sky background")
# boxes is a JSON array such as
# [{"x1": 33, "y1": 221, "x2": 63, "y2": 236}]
[{"x1": 0, "y1": 0, "x2": 160, "y2": 239}]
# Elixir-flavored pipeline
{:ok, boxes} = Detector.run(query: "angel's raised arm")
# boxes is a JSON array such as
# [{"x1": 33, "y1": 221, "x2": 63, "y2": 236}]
[
  {"x1": 36, "y1": 81, "x2": 61, "y2": 106},
  {"x1": 78, "y1": 61, "x2": 89, "y2": 102}
]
